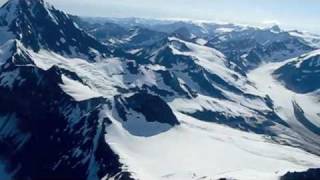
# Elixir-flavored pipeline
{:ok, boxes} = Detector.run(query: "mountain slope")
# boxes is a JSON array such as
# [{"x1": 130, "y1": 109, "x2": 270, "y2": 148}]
[
  {"x1": 0, "y1": 1, "x2": 183, "y2": 179},
  {"x1": 0, "y1": 50, "x2": 132, "y2": 179},
  {"x1": 0, "y1": 0, "x2": 112, "y2": 60},
  {"x1": 274, "y1": 49, "x2": 320, "y2": 93},
  {"x1": 248, "y1": 57, "x2": 320, "y2": 155},
  {"x1": 0, "y1": 1, "x2": 320, "y2": 180},
  {"x1": 105, "y1": 112, "x2": 320, "y2": 180},
  {"x1": 206, "y1": 26, "x2": 315, "y2": 72}
]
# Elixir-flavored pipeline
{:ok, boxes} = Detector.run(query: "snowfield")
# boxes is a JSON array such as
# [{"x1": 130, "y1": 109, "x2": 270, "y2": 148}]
[
  {"x1": 59, "y1": 75, "x2": 102, "y2": 101},
  {"x1": 18, "y1": 39, "x2": 320, "y2": 180},
  {"x1": 7, "y1": 40, "x2": 320, "y2": 180},
  {"x1": 168, "y1": 37, "x2": 244, "y2": 87},
  {"x1": 248, "y1": 60, "x2": 320, "y2": 152},
  {"x1": 1, "y1": 1, "x2": 320, "y2": 178},
  {"x1": 104, "y1": 111, "x2": 320, "y2": 180}
]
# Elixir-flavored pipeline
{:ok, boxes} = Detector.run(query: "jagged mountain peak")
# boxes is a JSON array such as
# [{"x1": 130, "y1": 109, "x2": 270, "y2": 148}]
[
  {"x1": 0, "y1": 0, "x2": 50, "y2": 23},
  {"x1": 0, "y1": 0, "x2": 112, "y2": 61},
  {"x1": 3, "y1": 0, "x2": 46, "y2": 7}
]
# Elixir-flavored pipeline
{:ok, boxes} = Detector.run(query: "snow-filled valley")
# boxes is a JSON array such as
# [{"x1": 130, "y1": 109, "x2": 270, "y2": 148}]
[
  {"x1": 0, "y1": 0, "x2": 320, "y2": 180},
  {"x1": 249, "y1": 60, "x2": 320, "y2": 147},
  {"x1": 105, "y1": 112, "x2": 320, "y2": 180}
]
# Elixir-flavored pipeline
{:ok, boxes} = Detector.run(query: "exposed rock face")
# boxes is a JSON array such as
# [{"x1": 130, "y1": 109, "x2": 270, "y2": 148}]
[
  {"x1": 0, "y1": 1, "x2": 134, "y2": 179},
  {"x1": 281, "y1": 168, "x2": 320, "y2": 180},
  {"x1": 0, "y1": 55, "x2": 133, "y2": 179},
  {"x1": 0, "y1": 0, "x2": 319, "y2": 179},
  {"x1": 274, "y1": 50, "x2": 320, "y2": 93},
  {"x1": 116, "y1": 93, "x2": 180, "y2": 126},
  {"x1": 1, "y1": 0, "x2": 112, "y2": 60}
]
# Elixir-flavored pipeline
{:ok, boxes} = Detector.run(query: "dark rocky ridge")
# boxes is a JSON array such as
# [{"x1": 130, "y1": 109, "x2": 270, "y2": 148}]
[
  {"x1": 274, "y1": 52, "x2": 320, "y2": 93},
  {"x1": 0, "y1": 0, "x2": 112, "y2": 60},
  {"x1": 206, "y1": 27, "x2": 315, "y2": 72},
  {"x1": 0, "y1": 59, "x2": 133, "y2": 179},
  {"x1": 281, "y1": 168, "x2": 320, "y2": 180},
  {"x1": 115, "y1": 93, "x2": 180, "y2": 126},
  {"x1": 0, "y1": 0, "x2": 319, "y2": 179},
  {"x1": 0, "y1": 1, "x2": 135, "y2": 178}
]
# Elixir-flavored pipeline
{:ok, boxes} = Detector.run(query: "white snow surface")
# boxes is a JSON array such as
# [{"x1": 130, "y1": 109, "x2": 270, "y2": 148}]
[
  {"x1": 216, "y1": 27, "x2": 235, "y2": 33},
  {"x1": 289, "y1": 31, "x2": 320, "y2": 48},
  {"x1": 168, "y1": 37, "x2": 247, "y2": 89},
  {"x1": 25, "y1": 41, "x2": 320, "y2": 153},
  {"x1": 195, "y1": 38, "x2": 208, "y2": 45},
  {"x1": 0, "y1": 22, "x2": 319, "y2": 179},
  {"x1": 248, "y1": 60, "x2": 320, "y2": 151},
  {"x1": 59, "y1": 75, "x2": 102, "y2": 101},
  {"x1": 28, "y1": 49, "x2": 123, "y2": 98},
  {"x1": 28, "y1": 48, "x2": 182, "y2": 99},
  {"x1": 104, "y1": 111, "x2": 320, "y2": 180},
  {"x1": 0, "y1": 0, "x2": 319, "y2": 179}
]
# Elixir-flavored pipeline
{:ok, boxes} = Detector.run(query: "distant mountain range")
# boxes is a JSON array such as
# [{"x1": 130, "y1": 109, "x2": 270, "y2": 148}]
[{"x1": 0, "y1": 0, "x2": 319, "y2": 180}]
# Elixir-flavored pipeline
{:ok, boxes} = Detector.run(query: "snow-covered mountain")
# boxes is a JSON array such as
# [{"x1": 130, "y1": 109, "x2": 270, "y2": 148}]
[
  {"x1": 274, "y1": 49, "x2": 320, "y2": 93},
  {"x1": 206, "y1": 25, "x2": 315, "y2": 72},
  {"x1": 0, "y1": 0, "x2": 115, "y2": 60},
  {"x1": 0, "y1": 0, "x2": 320, "y2": 180}
]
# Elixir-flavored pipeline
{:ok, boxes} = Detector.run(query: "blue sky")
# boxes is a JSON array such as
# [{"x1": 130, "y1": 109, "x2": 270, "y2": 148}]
[{"x1": 2, "y1": 0, "x2": 320, "y2": 33}]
